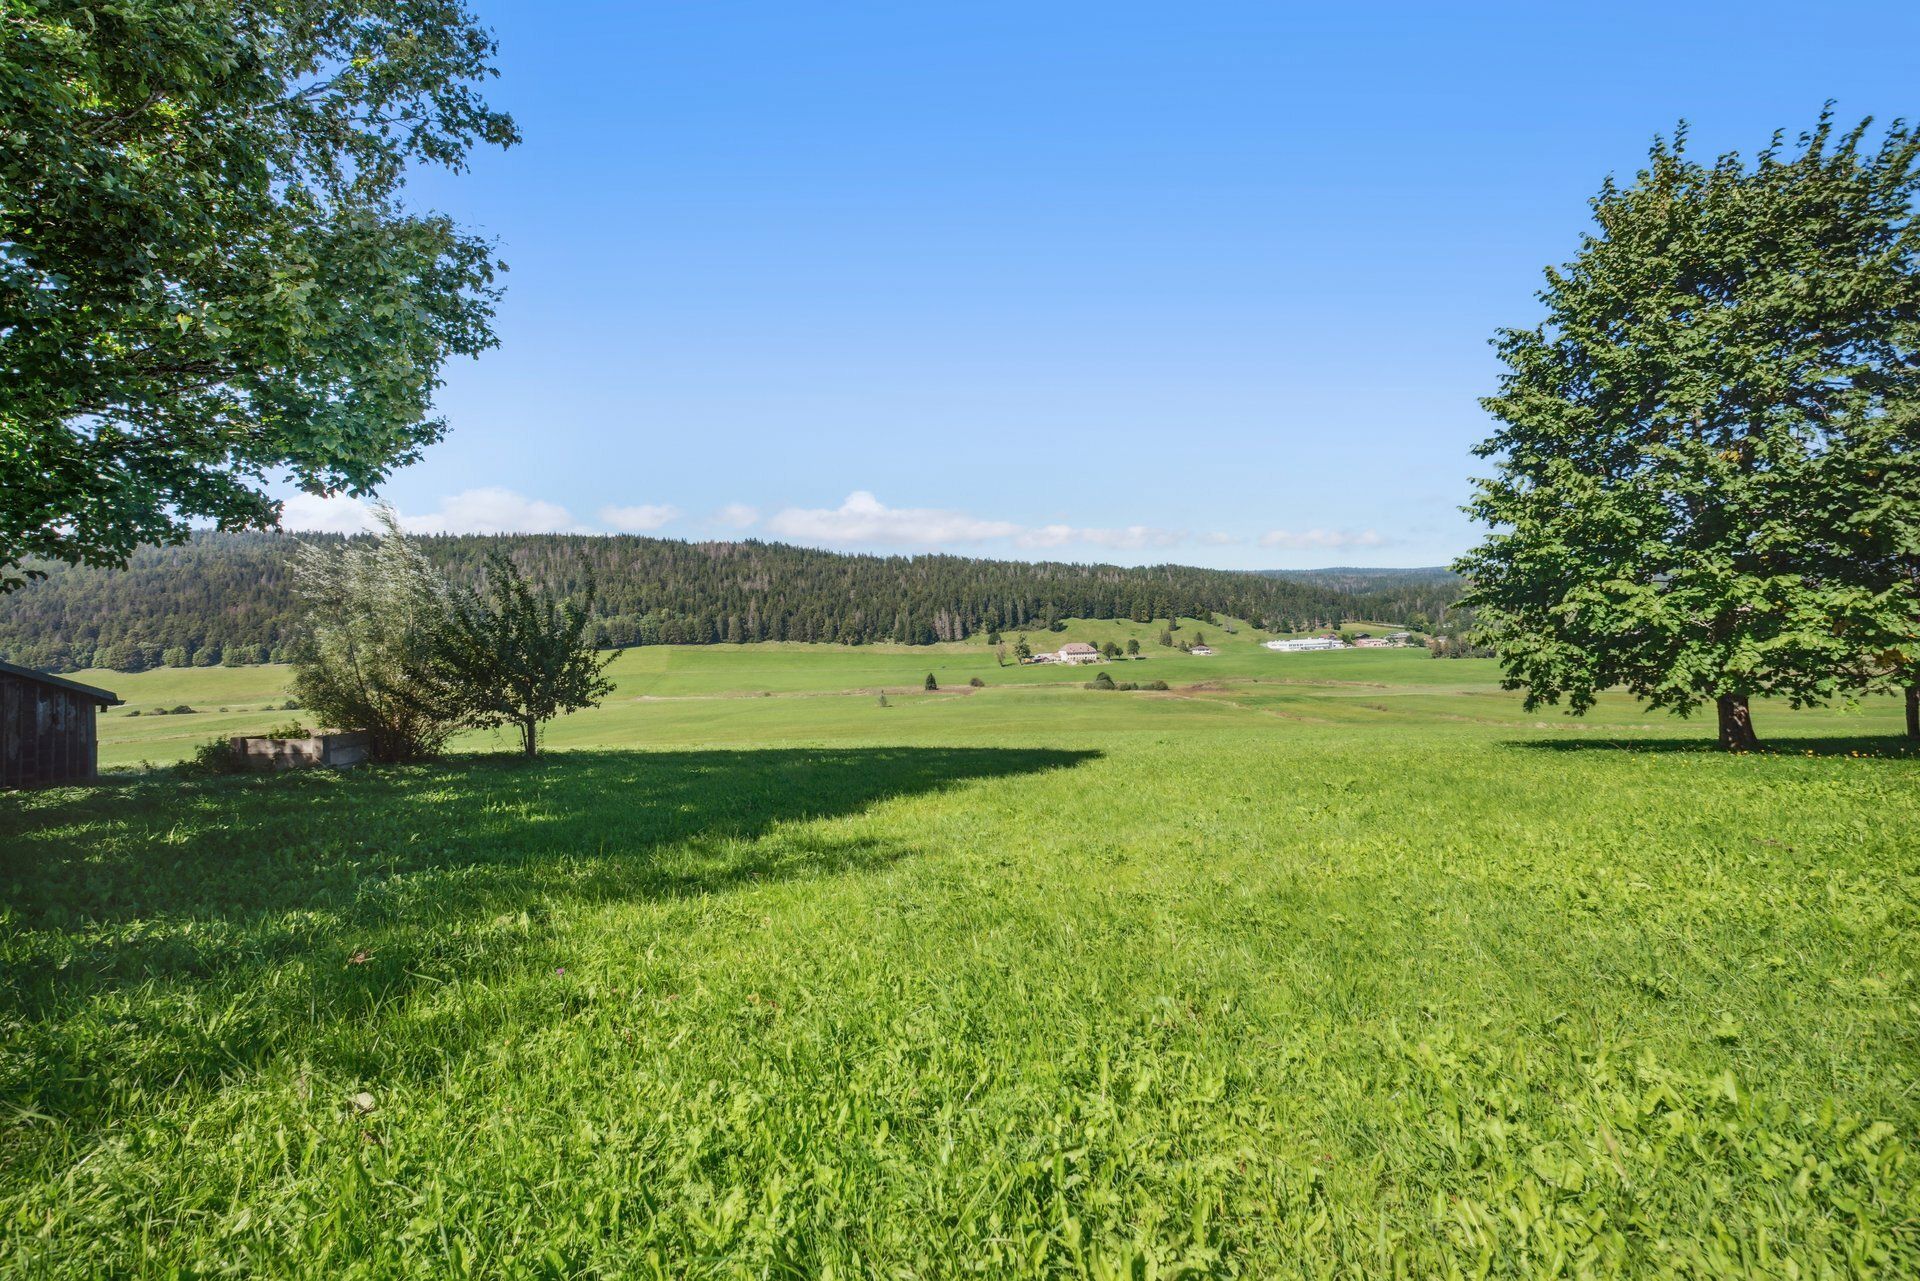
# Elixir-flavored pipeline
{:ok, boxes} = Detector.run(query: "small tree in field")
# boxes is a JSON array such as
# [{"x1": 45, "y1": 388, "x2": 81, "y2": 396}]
[
  {"x1": 1459, "y1": 112, "x2": 1920, "y2": 750},
  {"x1": 924, "y1": 672, "x2": 939, "y2": 691},
  {"x1": 289, "y1": 510, "x2": 464, "y2": 762},
  {"x1": 440, "y1": 554, "x2": 616, "y2": 756},
  {"x1": 1013, "y1": 635, "x2": 1032, "y2": 663},
  {"x1": 1126, "y1": 638, "x2": 1141, "y2": 657},
  {"x1": 995, "y1": 642, "x2": 1009, "y2": 667}
]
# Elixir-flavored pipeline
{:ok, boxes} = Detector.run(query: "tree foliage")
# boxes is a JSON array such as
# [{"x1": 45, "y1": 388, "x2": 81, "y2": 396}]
[
  {"x1": 287, "y1": 510, "x2": 464, "y2": 762},
  {"x1": 439, "y1": 555, "x2": 616, "y2": 756},
  {"x1": 0, "y1": 0, "x2": 517, "y2": 587},
  {"x1": 1458, "y1": 111, "x2": 1920, "y2": 749}
]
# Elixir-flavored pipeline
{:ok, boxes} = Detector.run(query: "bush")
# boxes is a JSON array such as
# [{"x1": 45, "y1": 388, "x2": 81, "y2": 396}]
[
  {"x1": 182, "y1": 737, "x2": 243, "y2": 776},
  {"x1": 968, "y1": 676, "x2": 985, "y2": 687},
  {"x1": 1147, "y1": 679, "x2": 1169, "y2": 690},
  {"x1": 1086, "y1": 671, "x2": 1116, "y2": 690}
]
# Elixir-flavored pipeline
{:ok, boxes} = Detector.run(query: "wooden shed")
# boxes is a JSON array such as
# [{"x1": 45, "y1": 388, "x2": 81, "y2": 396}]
[{"x1": 1, "y1": 660, "x2": 122, "y2": 789}]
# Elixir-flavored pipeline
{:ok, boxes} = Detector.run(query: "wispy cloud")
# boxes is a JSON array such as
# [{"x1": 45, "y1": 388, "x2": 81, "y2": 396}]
[
  {"x1": 1020, "y1": 524, "x2": 1187, "y2": 551},
  {"x1": 277, "y1": 492, "x2": 381, "y2": 534},
  {"x1": 402, "y1": 488, "x2": 587, "y2": 535},
  {"x1": 599, "y1": 503, "x2": 680, "y2": 533},
  {"x1": 277, "y1": 485, "x2": 1399, "y2": 561},
  {"x1": 279, "y1": 487, "x2": 590, "y2": 536},
  {"x1": 1257, "y1": 527, "x2": 1386, "y2": 550},
  {"x1": 766, "y1": 491, "x2": 1022, "y2": 547}
]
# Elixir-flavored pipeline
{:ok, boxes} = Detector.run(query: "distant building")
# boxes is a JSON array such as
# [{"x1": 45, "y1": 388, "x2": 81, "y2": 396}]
[
  {"x1": 1263, "y1": 636, "x2": 1343, "y2": 653},
  {"x1": 1189, "y1": 645, "x2": 1216, "y2": 656},
  {"x1": 1056, "y1": 642, "x2": 1101, "y2": 664},
  {"x1": 1353, "y1": 637, "x2": 1391, "y2": 648},
  {"x1": 1, "y1": 661, "x2": 122, "y2": 789}
]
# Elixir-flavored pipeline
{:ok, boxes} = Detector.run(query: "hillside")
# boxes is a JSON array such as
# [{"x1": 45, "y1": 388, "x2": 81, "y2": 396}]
[{"x1": 0, "y1": 532, "x2": 1464, "y2": 672}]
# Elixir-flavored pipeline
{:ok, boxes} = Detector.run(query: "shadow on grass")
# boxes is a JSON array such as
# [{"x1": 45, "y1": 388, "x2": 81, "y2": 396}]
[
  {"x1": 1506, "y1": 734, "x2": 1917, "y2": 758},
  {"x1": 0, "y1": 745, "x2": 1097, "y2": 1129}
]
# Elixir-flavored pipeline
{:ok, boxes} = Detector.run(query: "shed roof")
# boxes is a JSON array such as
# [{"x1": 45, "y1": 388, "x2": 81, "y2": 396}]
[
  {"x1": 0, "y1": 659, "x2": 123, "y2": 706},
  {"x1": 1059, "y1": 642, "x2": 1098, "y2": 654}
]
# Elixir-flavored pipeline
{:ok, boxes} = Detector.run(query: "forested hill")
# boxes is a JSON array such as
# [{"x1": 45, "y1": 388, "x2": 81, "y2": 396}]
[{"x1": 0, "y1": 532, "x2": 1464, "y2": 672}]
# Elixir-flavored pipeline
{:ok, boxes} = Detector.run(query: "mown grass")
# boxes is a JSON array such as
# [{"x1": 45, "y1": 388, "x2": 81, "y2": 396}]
[{"x1": 5, "y1": 642, "x2": 1917, "y2": 1276}]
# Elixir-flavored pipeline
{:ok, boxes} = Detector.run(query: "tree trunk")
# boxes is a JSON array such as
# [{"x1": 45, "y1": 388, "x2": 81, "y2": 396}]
[
  {"x1": 521, "y1": 718, "x2": 538, "y2": 757},
  {"x1": 1716, "y1": 694, "x2": 1761, "y2": 752},
  {"x1": 1907, "y1": 684, "x2": 1918, "y2": 740}
]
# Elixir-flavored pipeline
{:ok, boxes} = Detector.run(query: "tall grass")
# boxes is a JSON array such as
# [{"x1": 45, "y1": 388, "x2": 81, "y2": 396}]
[{"x1": 4, "y1": 646, "x2": 1916, "y2": 1275}]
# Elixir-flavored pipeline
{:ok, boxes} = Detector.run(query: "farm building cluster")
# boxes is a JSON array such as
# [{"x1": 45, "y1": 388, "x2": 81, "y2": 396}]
[
  {"x1": 1023, "y1": 641, "x2": 1103, "y2": 665},
  {"x1": 1264, "y1": 631, "x2": 1413, "y2": 653}
]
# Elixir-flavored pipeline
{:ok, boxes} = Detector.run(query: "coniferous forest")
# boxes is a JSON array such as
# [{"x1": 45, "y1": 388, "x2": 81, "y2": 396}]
[{"x1": 0, "y1": 531, "x2": 1463, "y2": 671}]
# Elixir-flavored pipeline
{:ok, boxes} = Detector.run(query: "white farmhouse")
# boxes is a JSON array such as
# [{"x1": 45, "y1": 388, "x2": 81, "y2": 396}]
[{"x1": 1055, "y1": 642, "x2": 1101, "y2": 664}]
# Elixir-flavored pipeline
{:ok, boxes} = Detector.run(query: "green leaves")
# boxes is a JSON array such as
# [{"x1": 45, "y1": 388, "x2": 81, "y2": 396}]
[
  {"x1": 1459, "y1": 110, "x2": 1920, "y2": 746},
  {"x1": 1, "y1": 0, "x2": 517, "y2": 585},
  {"x1": 437, "y1": 552, "x2": 618, "y2": 756}
]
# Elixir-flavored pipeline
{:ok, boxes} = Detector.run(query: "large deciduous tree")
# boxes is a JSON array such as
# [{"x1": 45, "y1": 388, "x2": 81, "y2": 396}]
[
  {"x1": 1458, "y1": 112, "x2": 1920, "y2": 750},
  {"x1": 1, "y1": 0, "x2": 518, "y2": 588}
]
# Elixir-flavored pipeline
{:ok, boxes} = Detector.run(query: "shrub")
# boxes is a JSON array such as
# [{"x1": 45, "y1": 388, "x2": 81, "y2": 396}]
[
  {"x1": 1086, "y1": 671, "x2": 1116, "y2": 690},
  {"x1": 924, "y1": 673, "x2": 938, "y2": 691},
  {"x1": 968, "y1": 676, "x2": 985, "y2": 687},
  {"x1": 1147, "y1": 679, "x2": 1169, "y2": 690},
  {"x1": 182, "y1": 737, "x2": 243, "y2": 776},
  {"x1": 289, "y1": 508, "x2": 467, "y2": 762}
]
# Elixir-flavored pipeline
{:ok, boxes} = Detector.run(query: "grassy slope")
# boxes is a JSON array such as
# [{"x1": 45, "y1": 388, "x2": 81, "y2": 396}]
[{"x1": 6, "y1": 636, "x2": 1916, "y2": 1276}]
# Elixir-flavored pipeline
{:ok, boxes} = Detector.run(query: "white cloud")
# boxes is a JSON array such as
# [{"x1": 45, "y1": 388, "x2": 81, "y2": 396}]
[
  {"x1": 279, "y1": 483, "x2": 1398, "y2": 563},
  {"x1": 1015, "y1": 523, "x2": 1186, "y2": 552},
  {"x1": 1078, "y1": 525, "x2": 1187, "y2": 551},
  {"x1": 766, "y1": 491, "x2": 1023, "y2": 548},
  {"x1": 402, "y1": 488, "x2": 588, "y2": 535},
  {"x1": 599, "y1": 503, "x2": 680, "y2": 533},
  {"x1": 277, "y1": 492, "x2": 380, "y2": 534},
  {"x1": 1257, "y1": 527, "x2": 1387, "y2": 550}
]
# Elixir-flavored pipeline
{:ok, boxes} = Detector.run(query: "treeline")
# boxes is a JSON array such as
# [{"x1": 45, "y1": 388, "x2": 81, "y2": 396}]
[{"x1": 0, "y1": 531, "x2": 1463, "y2": 671}]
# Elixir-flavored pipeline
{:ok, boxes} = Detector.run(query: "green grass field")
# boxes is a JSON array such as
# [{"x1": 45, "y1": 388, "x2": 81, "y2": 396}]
[{"x1": 5, "y1": 627, "x2": 1917, "y2": 1276}]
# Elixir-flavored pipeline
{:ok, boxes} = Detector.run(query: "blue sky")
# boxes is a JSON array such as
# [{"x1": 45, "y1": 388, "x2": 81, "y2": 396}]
[{"x1": 281, "y1": 1, "x2": 1920, "y2": 568}]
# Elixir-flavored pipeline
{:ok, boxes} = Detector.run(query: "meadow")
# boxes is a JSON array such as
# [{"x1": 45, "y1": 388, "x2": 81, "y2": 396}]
[{"x1": 4, "y1": 624, "x2": 1917, "y2": 1276}]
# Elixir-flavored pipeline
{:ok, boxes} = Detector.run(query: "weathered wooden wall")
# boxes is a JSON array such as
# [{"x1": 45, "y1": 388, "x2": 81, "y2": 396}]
[{"x1": 1, "y1": 672, "x2": 99, "y2": 789}]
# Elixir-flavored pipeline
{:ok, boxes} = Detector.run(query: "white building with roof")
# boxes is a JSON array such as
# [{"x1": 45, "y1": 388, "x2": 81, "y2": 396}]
[{"x1": 1264, "y1": 636, "x2": 1343, "y2": 652}]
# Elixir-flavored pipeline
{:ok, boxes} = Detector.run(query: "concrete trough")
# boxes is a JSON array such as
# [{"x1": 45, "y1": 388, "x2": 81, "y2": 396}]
[{"x1": 230, "y1": 730, "x2": 370, "y2": 772}]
